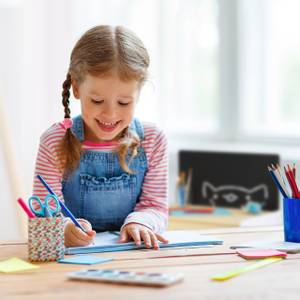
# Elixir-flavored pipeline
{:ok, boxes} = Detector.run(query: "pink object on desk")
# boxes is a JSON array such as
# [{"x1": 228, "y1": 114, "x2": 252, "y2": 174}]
[{"x1": 236, "y1": 249, "x2": 287, "y2": 259}]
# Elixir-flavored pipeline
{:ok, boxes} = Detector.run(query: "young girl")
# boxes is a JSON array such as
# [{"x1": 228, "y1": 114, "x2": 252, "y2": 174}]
[{"x1": 33, "y1": 25, "x2": 168, "y2": 250}]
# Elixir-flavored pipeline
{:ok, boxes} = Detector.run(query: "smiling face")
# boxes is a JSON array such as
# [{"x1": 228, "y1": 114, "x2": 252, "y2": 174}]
[{"x1": 72, "y1": 74, "x2": 139, "y2": 143}]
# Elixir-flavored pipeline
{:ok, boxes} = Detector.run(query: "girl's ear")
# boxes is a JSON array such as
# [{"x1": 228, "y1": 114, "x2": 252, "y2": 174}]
[{"x1": 71, "y1": 79, "x2": 80, "y2": 99}]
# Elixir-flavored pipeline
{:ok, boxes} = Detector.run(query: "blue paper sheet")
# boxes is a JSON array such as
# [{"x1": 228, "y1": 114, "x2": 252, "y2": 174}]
[
  {"x1": 65, "y1": 231, "x2": 223, "y2": 255},
  {"x1": 58, "y1": 255, "x2": 113, "y2": 265}
]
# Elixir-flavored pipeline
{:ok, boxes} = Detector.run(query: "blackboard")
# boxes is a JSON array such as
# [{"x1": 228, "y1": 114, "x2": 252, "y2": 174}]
[{"x1": 179, "y1": 150, "x2": 280, "y2": 211}]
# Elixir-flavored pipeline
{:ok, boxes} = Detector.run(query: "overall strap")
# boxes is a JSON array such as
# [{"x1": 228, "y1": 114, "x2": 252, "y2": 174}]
[
  {"x1": 71, "y1": 115, "x2": 85, "y2": 142},
  {"x1": 129, "y1": 118, "x2": 145, "y2": 141}
]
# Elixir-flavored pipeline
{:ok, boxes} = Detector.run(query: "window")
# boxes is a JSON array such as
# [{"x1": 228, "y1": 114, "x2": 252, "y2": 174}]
[
  {"x1": 239, "y1": 0, "x2": 300, "y2": 139},
  {"x1": 156, "y1": 0, "x2": 219, "y2": 134}
]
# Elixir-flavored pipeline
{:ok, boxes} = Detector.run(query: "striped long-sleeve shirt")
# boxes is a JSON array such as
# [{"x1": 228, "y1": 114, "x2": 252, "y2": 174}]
[{"x1": 33, "y1": 121, "x2": 168, "y2": 233}]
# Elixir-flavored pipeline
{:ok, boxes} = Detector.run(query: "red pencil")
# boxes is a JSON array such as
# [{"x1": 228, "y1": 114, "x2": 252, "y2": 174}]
[
  {"x1": 293, "y1": 163, "x2": 296, "y2": 179},
  {"x1": 284, "y1": 167, "x2": 294, "y2": 197},
  {"x1": 285, "y1": 166, "x2": 300, "y2": 198},
  {"x1": 290, "y1": 168, "x2": 300, "y2": 198}
]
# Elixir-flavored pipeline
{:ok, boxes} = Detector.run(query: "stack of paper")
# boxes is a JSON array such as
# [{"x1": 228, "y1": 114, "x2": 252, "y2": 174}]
[{"x1": 65, "y1": 231, "x2": 223, "y2": 255}]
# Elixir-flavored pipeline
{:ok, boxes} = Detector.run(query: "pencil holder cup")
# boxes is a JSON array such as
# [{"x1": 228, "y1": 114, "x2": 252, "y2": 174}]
[
  {"x1": 28, "y1": 217, "x2": 65, "y2": 261},
  {"x1": 283, "y1": 198, "x2": 300, "y2": 243}
]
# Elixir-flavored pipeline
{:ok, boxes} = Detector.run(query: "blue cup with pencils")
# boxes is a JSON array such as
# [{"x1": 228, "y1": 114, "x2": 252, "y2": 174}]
[
  {"x1": 268, "y1": 163, "x2": 300, "y2": 243},
  {"x1": 283, "y1": 198, "x2": 300, "y2": 243}
]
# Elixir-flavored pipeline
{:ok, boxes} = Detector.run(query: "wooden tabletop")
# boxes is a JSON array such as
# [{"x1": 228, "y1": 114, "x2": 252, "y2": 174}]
[{"x1": 1, "y1": 226, "x2": 299, "y2": 300}]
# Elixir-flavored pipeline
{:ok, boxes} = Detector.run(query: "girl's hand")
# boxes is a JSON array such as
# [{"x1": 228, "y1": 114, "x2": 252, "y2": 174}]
[
  {"x1": 119, "y1": 222, "x2": 169, "y2": 250},
  {"x1": 64, "y1": 219, "x2": 96, "y2": 247}
]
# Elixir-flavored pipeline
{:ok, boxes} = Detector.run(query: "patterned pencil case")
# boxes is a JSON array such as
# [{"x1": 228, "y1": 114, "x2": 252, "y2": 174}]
[{"x1": 28, "y1": 217, "x2": 65, "y2": 262}]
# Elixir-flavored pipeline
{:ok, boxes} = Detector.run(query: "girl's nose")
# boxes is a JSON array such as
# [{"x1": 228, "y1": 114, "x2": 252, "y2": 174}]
[{"x1": 102, "y1": 103, "x2": 116, "y2": 118}]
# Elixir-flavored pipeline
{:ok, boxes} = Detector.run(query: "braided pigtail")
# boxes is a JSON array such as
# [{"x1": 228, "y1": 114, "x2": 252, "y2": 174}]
[
  {"x1": 57, "y1": 74, "x2": 82, "y2": 174},
  {"x1": 118, "y1": 127, "x2": 140, "y2": 174}
]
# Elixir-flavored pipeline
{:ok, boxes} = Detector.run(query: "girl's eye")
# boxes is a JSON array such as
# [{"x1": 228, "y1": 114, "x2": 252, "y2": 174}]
[
  {"x1": 91, "y1": 99, "x2": 104, "y2": 104},
  {"x1": 118, "y1": 101, "x2": 131, "y2": 106}
]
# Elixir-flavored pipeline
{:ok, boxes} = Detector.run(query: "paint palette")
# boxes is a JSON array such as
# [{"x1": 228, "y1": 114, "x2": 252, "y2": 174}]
[{"x1": 67, "y1": 269, "x2": 184, "y2": 287}]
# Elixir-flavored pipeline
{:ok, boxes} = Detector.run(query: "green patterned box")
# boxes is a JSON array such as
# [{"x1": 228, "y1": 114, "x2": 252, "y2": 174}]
[{"x1": 28, "y1": 217, "x2": 64, "y2": 262}]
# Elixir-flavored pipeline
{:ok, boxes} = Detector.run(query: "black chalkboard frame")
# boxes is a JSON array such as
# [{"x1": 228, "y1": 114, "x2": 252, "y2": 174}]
[{"x1": 179, "y1": 150, "x2": 280, "y2": 211}]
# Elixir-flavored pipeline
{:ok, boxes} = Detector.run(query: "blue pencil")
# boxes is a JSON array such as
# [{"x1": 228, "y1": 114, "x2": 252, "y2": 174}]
[
  {"x1": 37, "y1": 174, "x2": 87, "y2": 233},
  {"x1": 268, "y1": 167, "x2": 288, "y2": 198}
]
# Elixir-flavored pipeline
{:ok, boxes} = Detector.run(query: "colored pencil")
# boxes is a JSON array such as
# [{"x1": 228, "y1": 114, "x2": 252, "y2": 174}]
[
  {"x1": 287, "y1": 165, "x2": 300, "y2": 198},
  {"x1": 268, "y1": 167, "x2": 288, "y2": 198},
  {"x1": 37, "y1": 175, "x2": 87, "y2": 232},
  {"x1": 272, "y1": 165, "x2": 289, "y2": 197},
  {"x1": 17, "y1": 198, "x2": 36, "y2": 219}
]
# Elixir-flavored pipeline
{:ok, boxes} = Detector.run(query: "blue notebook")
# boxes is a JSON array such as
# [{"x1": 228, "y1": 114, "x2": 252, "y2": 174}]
[{"x1": 65, "y1": 231, "x2": 223, "y2": 255}]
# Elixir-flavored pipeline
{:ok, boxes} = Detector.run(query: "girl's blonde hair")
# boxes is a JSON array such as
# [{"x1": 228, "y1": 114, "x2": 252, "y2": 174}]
[{"x1": 58, "y1": 25, "x2": 149, "y2": 174}]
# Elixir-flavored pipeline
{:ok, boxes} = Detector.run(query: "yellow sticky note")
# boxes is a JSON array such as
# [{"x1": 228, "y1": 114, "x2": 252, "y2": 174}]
[
  {"x1": 0, "y1": 257, "x2": 39, "y2": 273},
  {"x1": 211, "y1": 257, "x2": 283, "y2": 281}
]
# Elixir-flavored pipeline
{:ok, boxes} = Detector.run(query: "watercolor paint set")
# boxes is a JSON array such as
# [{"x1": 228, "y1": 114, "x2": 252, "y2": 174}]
[{"x1": 67, "y1": 269, "x2": 184, "y2": 287}]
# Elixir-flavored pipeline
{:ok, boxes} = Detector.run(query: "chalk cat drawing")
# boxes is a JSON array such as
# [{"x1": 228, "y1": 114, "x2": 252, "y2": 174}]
[{"x1": 201, "y1": 181, "x2": 269, "y2": 208}]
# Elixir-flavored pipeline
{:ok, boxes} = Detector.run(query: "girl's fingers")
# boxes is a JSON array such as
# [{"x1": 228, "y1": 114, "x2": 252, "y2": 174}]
[
  {"x1": 71, "y1": 226, "x2": 89, "y2": 242},
  {"x1": 66, "y1": 227, "x2": 91, "y2": 247},
  {"x1": 148, "y1": 231, "x2": 159, "y2": 250},
  {"x1": 87, "y1": 230, "x2": 96, "y2": 237},
  {"x1": 128, "y1": 228, "x2": 141, "y2": 246},
  {"x1": 68, "y1": 231, "x2": 90, "y2": 247},
  {"x1": 155, "y1": 233, "x2": 169, "y2": 244},
  {"x1": 69, "y1": 223, "x2": 94, "y2": 244},
  {"x1": 140, "y1": 230, "x2": 152, "y2": 248},
  {"x1": 78, "y1": 220, "x2": 92, "y2": 231},
  {"x1": 122, "y1": 223, "x2": 167, "y2": 249},
  {"x1": 78, "y1": 219, "x2": 95, "y2": 237},
  {"x1": 119, "y1": 229, "x2": 129, "y2": 243}
]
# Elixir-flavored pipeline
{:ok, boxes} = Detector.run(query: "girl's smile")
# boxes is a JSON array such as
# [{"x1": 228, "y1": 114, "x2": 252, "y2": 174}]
[{"x1": 95, "y1": 119, "x2": 121, "y2": 133}]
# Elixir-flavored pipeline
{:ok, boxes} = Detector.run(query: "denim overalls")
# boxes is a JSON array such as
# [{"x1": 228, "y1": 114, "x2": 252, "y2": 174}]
[{"x1": 62, "y1": 115, "x2": 148, "y2": 232}]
